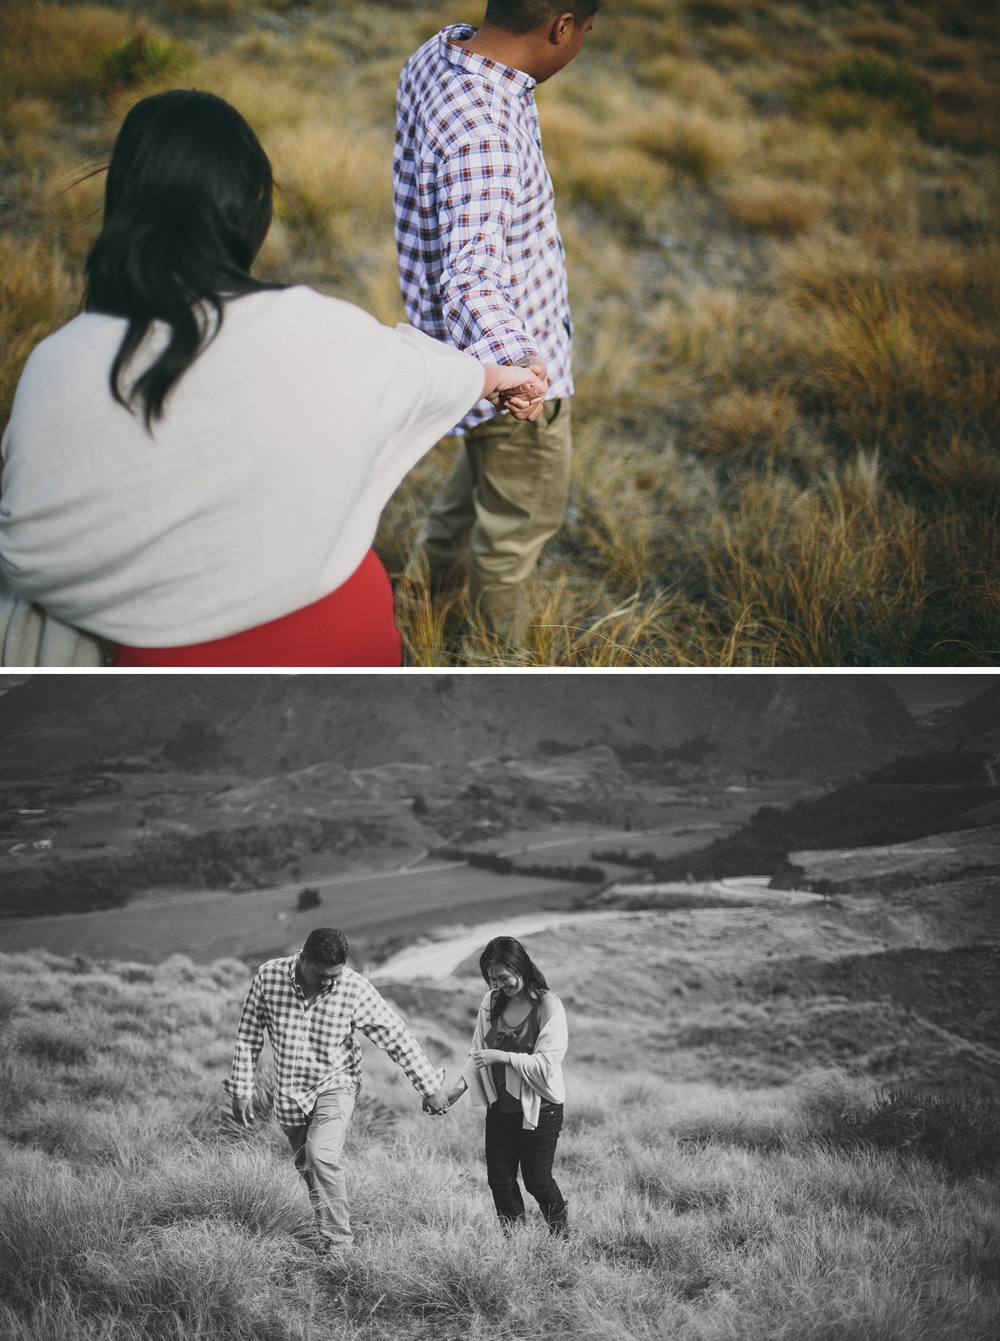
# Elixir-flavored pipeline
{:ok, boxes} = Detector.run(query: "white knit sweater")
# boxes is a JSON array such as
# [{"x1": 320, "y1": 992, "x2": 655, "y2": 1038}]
[{"x1": 0, "y1": 286, "x2": 484, "y2": 647}]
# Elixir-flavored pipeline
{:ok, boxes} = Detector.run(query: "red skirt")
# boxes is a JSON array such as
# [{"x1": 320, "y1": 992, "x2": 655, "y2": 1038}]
[{"x1": 113, "y1": 549, "x2": 401, "y2": 667}]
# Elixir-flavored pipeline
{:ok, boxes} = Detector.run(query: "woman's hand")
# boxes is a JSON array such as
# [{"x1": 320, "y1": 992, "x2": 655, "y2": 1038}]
[
  {"x1": 481, "y1": 359, "x2": 548, "y2": 421},
  {"x1": 471, "y1": 1048, "x2": 508, "y2": 1070}
]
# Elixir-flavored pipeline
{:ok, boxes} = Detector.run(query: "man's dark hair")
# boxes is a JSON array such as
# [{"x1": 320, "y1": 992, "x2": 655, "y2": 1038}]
[
  {"x1": 484, "y1": 0, "x2": 597, "y2": 36},
  {"x1": 302, "y1": 928, "x2": 349, "y2": 966},
  {"x1": 85, "y1": 89, "x2": 282, "y2": 428}
]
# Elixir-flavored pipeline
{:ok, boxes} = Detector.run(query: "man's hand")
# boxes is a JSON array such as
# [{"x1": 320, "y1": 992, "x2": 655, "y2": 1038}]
[
  {"x1": 232, "y1": 1096, "x2": 254, "y2": 1128},
  {"x1": 470, "y1": 1048, "x2": 508, "y2": 1070},
  {"x1": 422, "y1": 1086, "x2": 451, "y2": 1115},
  {"x1": 481, "y1": 358, "x2": 548, "y2": 422}
]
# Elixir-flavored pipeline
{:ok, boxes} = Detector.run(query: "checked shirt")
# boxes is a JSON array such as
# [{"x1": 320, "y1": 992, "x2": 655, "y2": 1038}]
[
  {"x1": 393, "y1": 24, "x2": 573, "y2": 432},
  {"x1": 226, "y1": 957, "x2": 442, "y2": 1126}
]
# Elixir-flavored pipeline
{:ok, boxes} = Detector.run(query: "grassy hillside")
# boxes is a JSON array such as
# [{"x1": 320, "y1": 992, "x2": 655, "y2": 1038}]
[
  {"x1": 646, "y1": 780, "x2": 1000, "y2": 880},
  {"x1": 1, "y1": 0, "x2": 998, "y2": 664},
  {"x1": 2, "y1": 937, "x2": 999, "y2": 1340}
]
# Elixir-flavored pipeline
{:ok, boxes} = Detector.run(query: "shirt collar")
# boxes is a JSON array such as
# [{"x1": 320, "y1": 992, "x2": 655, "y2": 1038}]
[
  {"x1": 439, "y1": 24, "x2": 536, "y2": 96},
  {"x1": 290, "y1": 953, "x2": 343, "y2": 1002}
]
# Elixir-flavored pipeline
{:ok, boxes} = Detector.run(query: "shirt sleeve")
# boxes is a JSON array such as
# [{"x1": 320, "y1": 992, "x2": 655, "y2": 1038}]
[
  {"x1": 225, "y1": 972, "x2": 267, "y2": 1100},
  {"x1": 353, "y1": 978, "x2": 443, "y2": 1097},
  {"x1": 436, "y1": 139, "x2": 539, "y2": 367}
]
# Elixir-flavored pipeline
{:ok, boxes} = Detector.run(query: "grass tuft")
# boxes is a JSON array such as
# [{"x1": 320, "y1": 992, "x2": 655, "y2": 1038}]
[
  {"x1": 99, "y1": 30, "x2": 191, "y2": 90},
  {"x1": 805, "y1": 54, "x2": 934, "y2": 133}
]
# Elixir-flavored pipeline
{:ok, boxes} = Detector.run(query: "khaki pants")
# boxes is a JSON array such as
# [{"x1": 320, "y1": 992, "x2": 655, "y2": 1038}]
[
  {"x1": 282, "y1": 1089, "x2": 356, "y2": 1247},
  {"x1": 413, "y1": 398, "x2": 573, "y2": 649}
]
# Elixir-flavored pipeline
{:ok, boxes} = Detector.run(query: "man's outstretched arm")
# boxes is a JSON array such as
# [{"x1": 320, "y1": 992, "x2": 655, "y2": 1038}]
[
  {"x1": 226, "y1": 973, "x2": 267, "y2": 1126},
  {"x1": 353, "y1": 979, "x2": 450, "y2": 1112}
]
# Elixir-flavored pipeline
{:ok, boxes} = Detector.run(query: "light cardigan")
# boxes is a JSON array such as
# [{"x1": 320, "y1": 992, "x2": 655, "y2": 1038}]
[
  {"x1": 461, "y1": 989, "x2": 567, "y2": 1131},
  {"x1": 0, "y1": 286, "x2": 485, "y2": 648}
]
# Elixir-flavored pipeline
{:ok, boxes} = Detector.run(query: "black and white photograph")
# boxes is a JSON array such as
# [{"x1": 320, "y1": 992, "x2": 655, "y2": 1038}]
[{"x1": 0, "y1": 671, "x2": 997, "y2": 1339}]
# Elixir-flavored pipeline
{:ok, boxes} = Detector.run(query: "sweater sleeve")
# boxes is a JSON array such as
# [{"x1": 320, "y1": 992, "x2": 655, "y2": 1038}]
[{"x1": 460, "y1": 992, "x2": 495, "y2": 1105}]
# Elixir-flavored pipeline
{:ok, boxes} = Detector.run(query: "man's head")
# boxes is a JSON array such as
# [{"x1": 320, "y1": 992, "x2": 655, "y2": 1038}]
[
  {"x1": 485, "y1": 0, "x2": 597, "y2": 34},
  {"x1": 481, "y1": 1, "x2": 596, "y2": 81},
  {"x1": 298, "y1": 927, "x2": 348, "y2": 992}
]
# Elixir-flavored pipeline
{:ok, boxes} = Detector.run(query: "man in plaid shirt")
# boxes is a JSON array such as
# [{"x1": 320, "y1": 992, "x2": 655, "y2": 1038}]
[
  {"x1": 394, "y1": 0, "x2": 597, "y2": 649},
  {"x1": 227, "y1": 927, "x2": 449, "y2": 1249}
]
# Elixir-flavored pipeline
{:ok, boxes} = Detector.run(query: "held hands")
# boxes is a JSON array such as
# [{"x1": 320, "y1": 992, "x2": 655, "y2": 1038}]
[
  {"x1": 421, "y1": 1086, "x2": 451, "y2": 1117},
  {"x1": 481, "y1": 358, "x2": 548, "y2": 422},
  {"x1": 422, "y1": 1081, "x2": 467, "y2": 1116}
]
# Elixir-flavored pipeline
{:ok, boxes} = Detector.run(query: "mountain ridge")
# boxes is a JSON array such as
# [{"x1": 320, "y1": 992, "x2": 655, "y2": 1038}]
[{"x1": 0, "y1": 674, "x2": 926, "y2": 783}]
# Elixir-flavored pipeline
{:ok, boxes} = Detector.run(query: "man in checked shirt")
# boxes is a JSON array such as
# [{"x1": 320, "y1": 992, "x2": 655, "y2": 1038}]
[
  {"x1": 227, "y1": 928, "x2": 450, "y2": 1251},
  {"x1": 394, "y1": 0, "x2": 597, "y2": 651}
]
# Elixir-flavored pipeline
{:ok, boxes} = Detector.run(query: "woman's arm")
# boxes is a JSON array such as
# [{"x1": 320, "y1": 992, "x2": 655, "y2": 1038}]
[
  {"x1": 446, "y1": 1075, "x2": 469, "y2": 1105},
  {"x1": 480, "y1": 360, "x2": 548, "y2": 421}
]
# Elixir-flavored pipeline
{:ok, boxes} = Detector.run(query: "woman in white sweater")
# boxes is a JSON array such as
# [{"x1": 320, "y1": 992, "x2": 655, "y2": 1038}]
[
  {"x1": 440, "y1": 935, "x2": 568, "y2": 1234},
  {"x1": 0, "y1": 91, "x2": 545, "y2": 665}
]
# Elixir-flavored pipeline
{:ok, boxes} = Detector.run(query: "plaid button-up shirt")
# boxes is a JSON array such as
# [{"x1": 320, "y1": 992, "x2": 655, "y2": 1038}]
[
  {"x1": 226, "y1": 956, "x2": 442, "y2": 1126},
  {"x1": 393, "y1": 24, "x2": 573, "y2": 432}
]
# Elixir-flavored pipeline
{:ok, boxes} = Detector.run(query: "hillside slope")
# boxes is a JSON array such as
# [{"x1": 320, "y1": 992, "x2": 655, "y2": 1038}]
[{"x1": 0, "y1": 674, "x2": 924, "y2": 781}]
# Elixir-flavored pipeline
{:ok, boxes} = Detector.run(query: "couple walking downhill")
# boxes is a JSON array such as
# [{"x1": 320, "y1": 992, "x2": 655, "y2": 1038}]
[{"x1": 227, "y1": 930, "x2": 568, "y2": 1251}]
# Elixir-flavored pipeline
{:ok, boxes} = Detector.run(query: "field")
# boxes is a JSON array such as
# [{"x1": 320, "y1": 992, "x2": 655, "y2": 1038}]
[
  {"x1": 0, "y1": 806, "x2": 760, "y2": 962},
  {"x1": 2, "y1": 882, "x2": 999, "y2": 1341},
  {"x1": 2, "y1": 0, "x2": 999, "y2": 664}
]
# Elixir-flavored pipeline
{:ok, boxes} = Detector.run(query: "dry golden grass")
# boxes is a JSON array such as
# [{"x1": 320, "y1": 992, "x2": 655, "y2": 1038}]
[
  {"x1": 1, "y1": 0, "x2": 999, "y2": 665},
  {"x1": 0, "y1": 2, "x2": 129, "y2": 111},
  {"x1": 691, "y1": 389, "x2": 799, "y2": 457},
  {"x1": 0, "y1": 235, "x2": 80, "y2": 438},
  {"x1": 720, "y1": 175, "x2": 827, "y2": 235},
  {"x1": 630, "y1": 106, "x2": 748, "y2": 182}
]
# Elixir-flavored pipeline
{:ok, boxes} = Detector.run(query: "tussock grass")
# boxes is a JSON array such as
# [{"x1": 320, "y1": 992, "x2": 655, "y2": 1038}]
[
  {"x1": 0, "y1": 3, "x2": 130, "y2": 110},
  {"x1": 1, "y1": 951, "x2": 999, "y2": 1340},
  {"x1": 1, "y1": 0, "x2": 999, "y2": 664}
]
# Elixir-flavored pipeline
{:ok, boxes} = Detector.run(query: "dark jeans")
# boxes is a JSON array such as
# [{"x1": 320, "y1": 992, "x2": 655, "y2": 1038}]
[{"x1": 485, "y1": 1103, "x2": 567, "y2": 1233}]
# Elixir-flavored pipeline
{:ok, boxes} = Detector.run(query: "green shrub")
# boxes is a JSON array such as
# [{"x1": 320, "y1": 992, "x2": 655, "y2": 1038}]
[
  {"x1": 99, "y1": 31, "x2": 190, "y2": 89},
  {"x1": 0, "y1": 982, "x2": 21, "y2": 1032},
  {"x1": 826, "y1": 1086, "x2": 1000, "y2": 1178},
  {"x1": 806, "y1": 55, "x2": 934, "y2": 132}
]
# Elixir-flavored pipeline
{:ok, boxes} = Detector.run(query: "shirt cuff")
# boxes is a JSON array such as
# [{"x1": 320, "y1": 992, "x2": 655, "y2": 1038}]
[
  {"x1": 466, "y1": 333, "x2": 539, "y2": 367},
  {"x1": 415, "y1": 1066, "x2": 447, "y2": 1098}
]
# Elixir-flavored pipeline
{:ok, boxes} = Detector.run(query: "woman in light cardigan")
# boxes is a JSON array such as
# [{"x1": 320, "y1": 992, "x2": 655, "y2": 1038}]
[
  {"x1": 0, "y1": 91, "x2": 546, "y2": 666},
  {"x1": 441, "y1": 935, "x2": 568, "y2": 1234}
]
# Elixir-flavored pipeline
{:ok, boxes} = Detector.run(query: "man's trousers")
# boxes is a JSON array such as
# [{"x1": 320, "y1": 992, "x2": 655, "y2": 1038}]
[
  {"x1": 412, "y1": 398, "x2": 573, "y2": 649},
  {"x1": 282, "y1": 1088, "x2": 356, "y2": 1247}
]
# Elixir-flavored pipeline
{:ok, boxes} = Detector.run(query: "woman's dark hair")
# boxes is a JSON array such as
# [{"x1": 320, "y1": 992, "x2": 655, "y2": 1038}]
[
  {"x1": 480, "y1": 937, "x2": 548, "y2": 1020},
  {"x1": 85, "y1": 90, "x2": 281, "y2": 427}
]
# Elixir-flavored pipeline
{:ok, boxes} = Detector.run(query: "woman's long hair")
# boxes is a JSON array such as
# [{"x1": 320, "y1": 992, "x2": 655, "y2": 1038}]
[
  {"x1": 84, "y1": 90, "x2": 281, "y2": 427},
  {"x1": 480, "y1": 937, "x2": 549, "y2": 1022}
]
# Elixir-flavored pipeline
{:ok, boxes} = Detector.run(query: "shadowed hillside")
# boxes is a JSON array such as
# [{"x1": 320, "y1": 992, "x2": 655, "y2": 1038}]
[{"x1": 0, "y1": 673, "x2": 925, "y2": 779}]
